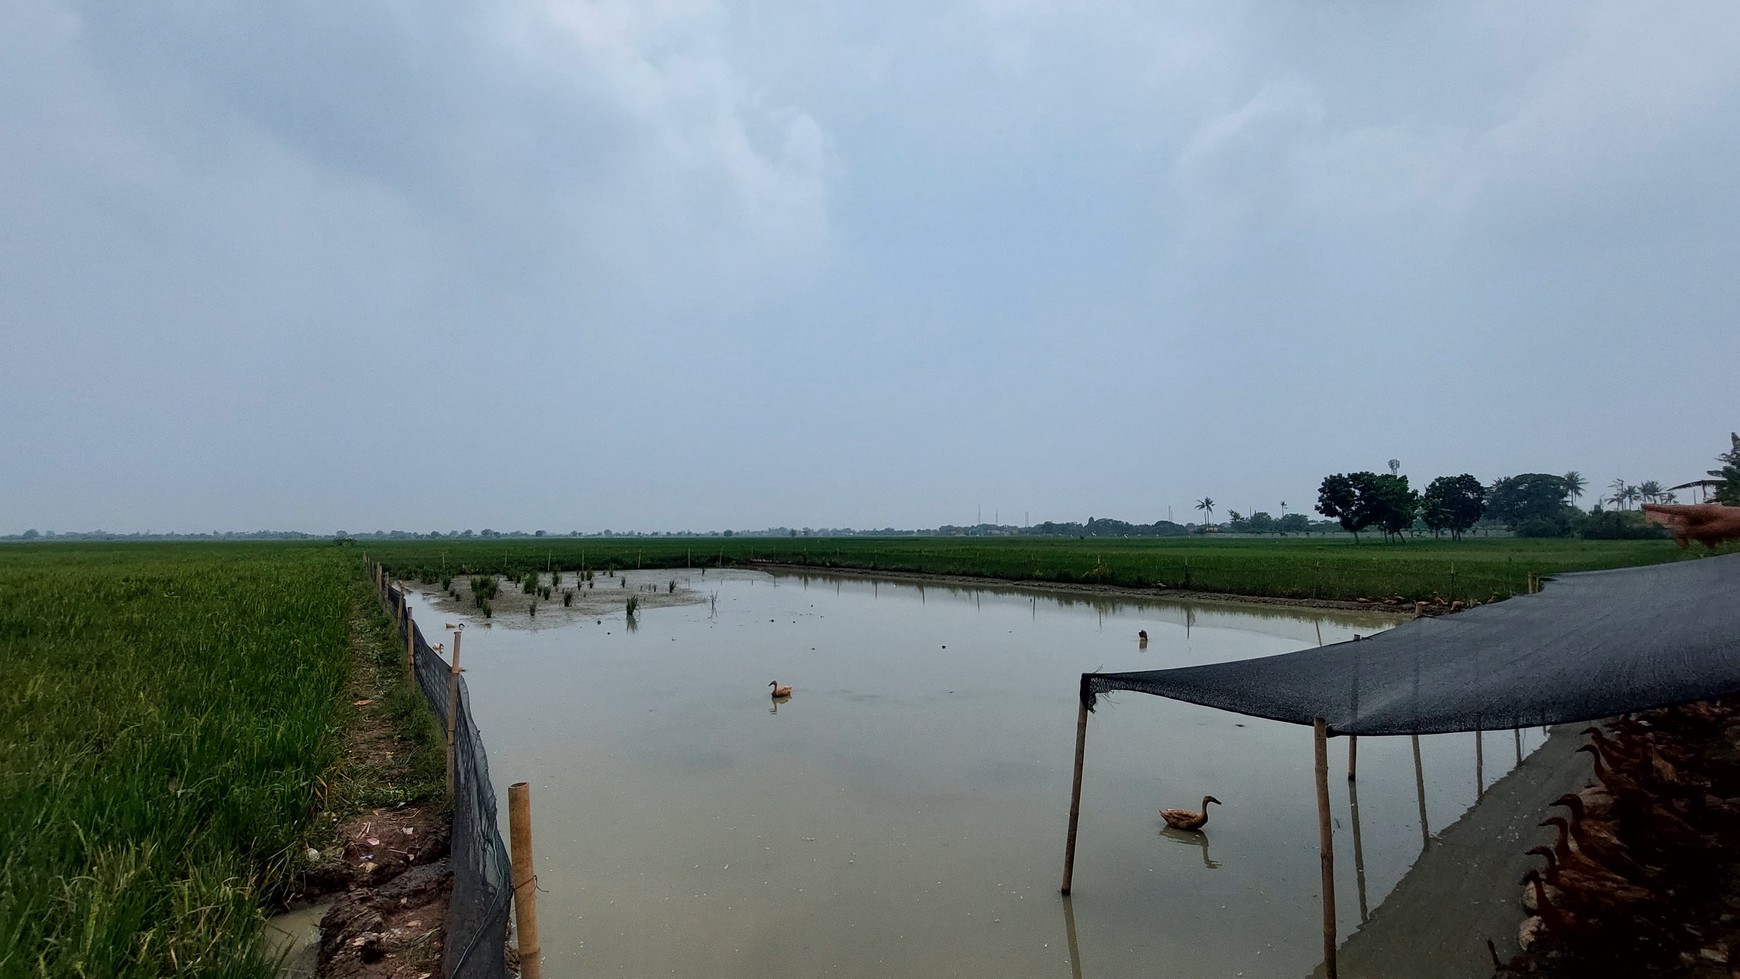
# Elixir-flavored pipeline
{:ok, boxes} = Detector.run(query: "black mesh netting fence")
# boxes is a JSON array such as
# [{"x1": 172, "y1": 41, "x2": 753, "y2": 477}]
[
  {"x1": 388, "y1": 583, "x2": 512, "y2": 979},
  {"x1": 1083, "y1": 553, "x2": 1740, "y2": 737}
]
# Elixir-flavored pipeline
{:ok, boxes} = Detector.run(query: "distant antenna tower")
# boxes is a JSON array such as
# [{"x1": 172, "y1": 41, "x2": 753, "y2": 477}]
[{"x1": 1388, "y1": 459, "x2": 1401, "y2": 476}]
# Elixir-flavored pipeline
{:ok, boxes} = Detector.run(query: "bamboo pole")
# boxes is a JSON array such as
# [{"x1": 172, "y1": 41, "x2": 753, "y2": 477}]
[
  {"x1": 446, "y1": 638, "x2": 461, "y2": 801},
  {"x1": 1412, "y1": 734, "x2": 1430, "y2": 849},
  {"x1": 1314, "y1": 718, "x2": 1338, "y2": 979},
  {"x1": 509, "y1": 782, "x2": 543, "y2": 979},
  {"x1": 1346, "y1": 734, "x2": 1358, "y2": 781},
  {"x1": 1060, "y1": 700, "x2": 1090, "y2": 895},
  {"x1": 1475, "y1": 729, "x2": 1485, "y2": 801},
  {"x1": 405, "y1": 605, "x2": 414, "y2": 673}
]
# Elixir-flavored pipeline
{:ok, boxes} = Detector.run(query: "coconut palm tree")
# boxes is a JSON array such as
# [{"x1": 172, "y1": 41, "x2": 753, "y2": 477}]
[
  {"x1": 1196, "y1": 497, "x2": 1215, "y2": 527},
  {"x1": 1608, "y1": 477, "x2": 1631, "y2": 510},
  {"x1": 1637, "y1": 480, "x2": 1665, "y2": 505},
  {"x1": 1563, "y1": 471, "x2": 1586, "y2": 502}
]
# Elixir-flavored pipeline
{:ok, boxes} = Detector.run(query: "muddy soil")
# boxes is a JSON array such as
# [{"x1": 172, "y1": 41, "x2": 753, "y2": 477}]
[
  {"x1": 413, "y1": 570, "x2": 706, "y2": 629},
  {"x1": 286, "y1": 598, "x2": 452, "y2": 979}
]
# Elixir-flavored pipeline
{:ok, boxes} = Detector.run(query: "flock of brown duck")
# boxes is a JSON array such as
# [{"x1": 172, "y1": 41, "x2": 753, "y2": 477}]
[{"x1": 1495, "y1": 700, "x2": 1740, "y2": 975}]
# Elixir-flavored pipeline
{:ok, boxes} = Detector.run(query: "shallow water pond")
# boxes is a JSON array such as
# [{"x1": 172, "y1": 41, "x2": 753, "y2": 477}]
[{"x1": 405, "y1": 569, "x2": 1539, "y2": 978}]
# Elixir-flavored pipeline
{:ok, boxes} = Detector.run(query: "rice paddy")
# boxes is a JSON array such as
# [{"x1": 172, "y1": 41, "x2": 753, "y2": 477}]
[
  {"x1": 0, "y1": 543, "x2": 358, "y2": 977},
  {"x1": 366, "y1": 535, "x2": 1708, "y2": 605}
]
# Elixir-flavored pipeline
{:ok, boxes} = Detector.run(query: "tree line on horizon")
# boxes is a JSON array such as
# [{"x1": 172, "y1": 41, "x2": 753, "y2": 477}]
[{"x1": 1305, "y1": 432, "x2": 1740, "y2": 542}]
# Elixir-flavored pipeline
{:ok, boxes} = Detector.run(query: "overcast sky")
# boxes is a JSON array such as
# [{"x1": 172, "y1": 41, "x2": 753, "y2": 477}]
[{"x1": 4, "y1": 1, "x2": 1738, "y2": 534}]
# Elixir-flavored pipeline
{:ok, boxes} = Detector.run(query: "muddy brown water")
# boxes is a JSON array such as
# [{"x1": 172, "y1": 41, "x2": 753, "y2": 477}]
[{"x1": 404, "y1": 569, "x2": 1542, "y2": 978}]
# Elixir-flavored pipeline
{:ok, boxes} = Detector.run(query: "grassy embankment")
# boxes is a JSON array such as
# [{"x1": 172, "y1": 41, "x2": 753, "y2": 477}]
[
  {"x1": 0, "y1": 543, "x2": 378, "y2": 977},
  {"x1": 365, "y1": 535, "x2": 1719, "y2": 605}
]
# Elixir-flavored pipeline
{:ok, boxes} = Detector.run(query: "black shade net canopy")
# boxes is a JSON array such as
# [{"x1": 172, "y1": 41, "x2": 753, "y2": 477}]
[{"x1": 1082, "y1": 554, "x2": 1740, "y2": 737}]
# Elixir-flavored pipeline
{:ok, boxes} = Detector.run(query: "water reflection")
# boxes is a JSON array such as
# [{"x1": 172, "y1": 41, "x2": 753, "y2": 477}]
[
  {"x1": 1348, "y1": 778, "x2": 1369, "y2": 922},
  {"x1": 1159, "y1": 827, "x2": 1221, "y2": 870},
  {"x1": 1061, "y1": 896, "x2": 1084, "y2": 979}
]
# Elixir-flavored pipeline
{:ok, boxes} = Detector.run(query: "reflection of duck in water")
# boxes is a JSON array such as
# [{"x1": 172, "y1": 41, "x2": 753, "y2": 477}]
[
  {"x1": 1160, "y1": 795, "x2": 1220, "y2": 832},
  {"x1": 1160, "y1": 826, "x2": 1221, "y2": 869}
]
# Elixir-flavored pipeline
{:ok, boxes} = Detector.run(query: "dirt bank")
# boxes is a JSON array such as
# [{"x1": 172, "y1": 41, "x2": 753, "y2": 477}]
[
  {"x1": 283, "y1": 588, "x2": 451, "y2": 979},
  {"x1": 749, "y1": 562, "x2": 1416, "y2": 619}
]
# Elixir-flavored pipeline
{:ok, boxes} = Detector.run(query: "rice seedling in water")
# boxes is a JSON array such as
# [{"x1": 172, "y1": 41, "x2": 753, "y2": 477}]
[
  {"x1": 668, "y1": 578, "x2": 677, "y2": 593},
  {"x1": 563, "y1": 589, "x2": 574, "y2": 607}
]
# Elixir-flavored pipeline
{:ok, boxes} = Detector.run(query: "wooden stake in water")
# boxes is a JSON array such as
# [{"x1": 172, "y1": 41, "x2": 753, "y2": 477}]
[
  {"x1": 1314, "y1": 718, "x2": 1339, "y2": 979},
  {"x1": 509, "y1": 782, "x2": 543, "y2": 979},
  {"x1": 1474, "y1": 729, "x2": 1485, "y2": 801},
  {"x1": 1412, "y1": 734, "x2": 1430, "y2": 848},
  {"x1": 1060, "y1": 700, "x2": 1090, "y2": 895}
]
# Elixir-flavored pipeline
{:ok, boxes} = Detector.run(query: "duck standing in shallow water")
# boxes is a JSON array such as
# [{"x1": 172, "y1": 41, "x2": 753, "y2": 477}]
[
  {"x1": 1160, "y1": 795, "x2": 1221, "y2": 831},
  {"x1": 769, "y1": 681, "x2": 793, "y2": 697}
]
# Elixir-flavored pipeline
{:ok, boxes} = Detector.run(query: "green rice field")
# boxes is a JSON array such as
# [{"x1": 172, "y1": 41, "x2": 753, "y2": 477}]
[
  {"x1": 0, "y1": 543, "x2": 357, "y2": 977},
  {"x1": 366, "y1": 535, "x2": 1718, "y2": 605}
]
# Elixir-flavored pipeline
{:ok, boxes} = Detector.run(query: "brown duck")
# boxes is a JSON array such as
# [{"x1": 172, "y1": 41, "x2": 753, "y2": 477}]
[{"x1": 1160, "y1": 796, "x2": 1221, "y2": 831}]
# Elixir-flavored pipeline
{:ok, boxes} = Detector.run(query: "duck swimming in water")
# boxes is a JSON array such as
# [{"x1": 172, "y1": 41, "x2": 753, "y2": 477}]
[{"x1": 1160, "y1": 796, "x2": 1220, "y2": 831}]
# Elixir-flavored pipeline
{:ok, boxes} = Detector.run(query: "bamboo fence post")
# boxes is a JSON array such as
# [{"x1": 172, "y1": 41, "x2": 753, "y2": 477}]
[
  {"x1": 446, "y1": 638, "x2": 461, "y2": 800},
  {"x1": 405, "y1": 605, "x2": 414, "y2": 673},
  {"x1": 509, "y1": 782, "x2": 543, "y2": 979},
  {"x1": 1060, "y1": 699, "x2": 1090, "y2": 894},
  {"x1": 1314, "y1": 718, "x2": 1338, "y2": 979}
]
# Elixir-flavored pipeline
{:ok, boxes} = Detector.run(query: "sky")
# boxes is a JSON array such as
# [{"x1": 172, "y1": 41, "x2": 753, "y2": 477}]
[{"x1": 4, "y1": 1, "x2": 1738, "y2": 534}]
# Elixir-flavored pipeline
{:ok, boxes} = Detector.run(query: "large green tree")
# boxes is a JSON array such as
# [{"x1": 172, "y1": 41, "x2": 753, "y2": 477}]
[
  {"x1": 1316, "y1": 473, "x2": 1370, "y2": 540},
  {"x1": 1488, "y1": 473, "x2": 1575, "y2": 537},
  {"x1": 1422, "y1": 474, "x2": 1486, "y2": 541},
  {"x1": 1370, "y1": 473, "x2": 1420, "y2": 540}
]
